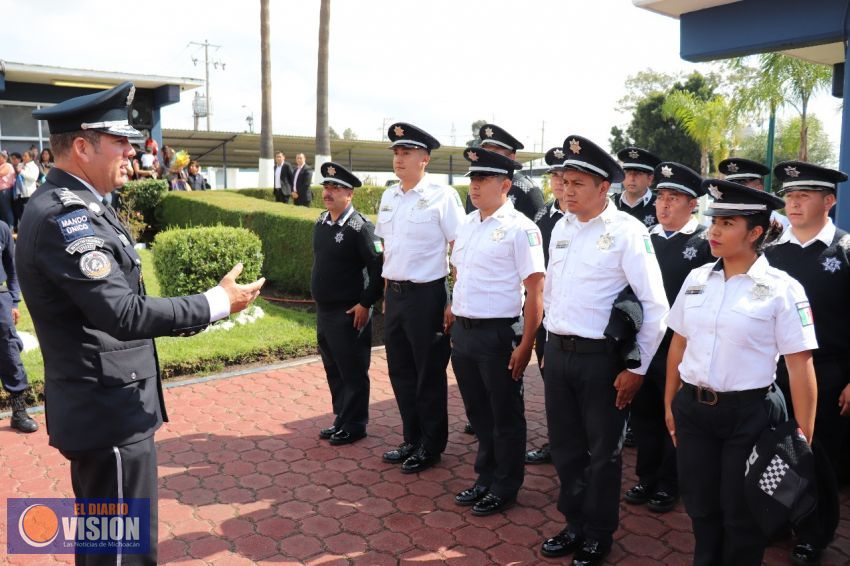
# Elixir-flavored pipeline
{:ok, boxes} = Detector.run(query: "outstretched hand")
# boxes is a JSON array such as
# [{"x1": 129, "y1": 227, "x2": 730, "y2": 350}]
[{"x1": 219, "y1": 263, "x2": 265, "y2": 314}]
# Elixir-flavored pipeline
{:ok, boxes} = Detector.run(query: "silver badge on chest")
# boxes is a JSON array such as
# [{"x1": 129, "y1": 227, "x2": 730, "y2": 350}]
[
  {"x1": 334, "y1": 231, "x2": 344, "y2": 244},
  {"x1": 682, "y1": 246, "x2": 697, "y2": 260},
  {"x1": 491, "y1": 228, "x2": 505, "y2": 242},
  {"x1": 750, "y1": 281, "x2": 772, "y2": 301},
  {"x1": 597, "y1": 233, "x2": 614, "y2": 250},
  {"x1": 415, "y1": 198, "x2": 429, "y2": 210}
]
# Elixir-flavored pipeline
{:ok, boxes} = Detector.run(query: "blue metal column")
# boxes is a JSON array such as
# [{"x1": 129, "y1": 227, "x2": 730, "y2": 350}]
[
  {"x1": 150, "y1": 107, "x2": 162, "y2": 150},
  {"x1": 838, "y1": 36, "x2": 850, "y2": 229}
]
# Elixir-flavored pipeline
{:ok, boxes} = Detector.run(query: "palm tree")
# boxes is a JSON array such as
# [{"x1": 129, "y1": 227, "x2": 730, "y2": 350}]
[
  {"x1": 662, "y1": 91, "x2": 735, "y2": 177},
  {"x1": 315, "y1": 0, "x2": 331, "y2": 172},
  {"x1": 259, "y1": 0, "x2": 273, "y2": 184}
]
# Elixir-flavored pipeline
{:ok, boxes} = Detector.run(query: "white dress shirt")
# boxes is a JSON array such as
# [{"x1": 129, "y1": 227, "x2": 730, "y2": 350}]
[
  {"x1": 667, "y1": 255, "x2": 817, "y2": 391},
  {"x1": 274, "y1": 164, "x2": 282, "y2": 189},
  {"x1": 774, "y1": 219, "x2": 836, "y2": 249},
  {"x1": 451, "y1": 201, "x2": 545, "y2": 319},
  {"x1": 292, "y1": 166, "x2": 302, "y2": 191},
  {"x1": 374, "y1": 175, "x2": 465, "y2": 282},
  {"x1": 543, "y1": 199, "x2": 668, "y2": 374}
]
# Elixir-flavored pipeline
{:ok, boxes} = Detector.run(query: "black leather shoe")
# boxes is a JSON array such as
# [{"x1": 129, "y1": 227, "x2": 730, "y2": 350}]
[
  {"x1": 540, "y1": 529, "x2": 584, "y2": 558},
  {"x1": 328, "y1": 430, "x2": 366, "y2": 446},
  {"x1": 383, "y1": 442, "x2": 416, "y2": 463},
  {"x1": 318, "y1": 425, "x2": 338, "y2": 440},
  {"x1": 471, "y1": 492, "x2": 515, "y2": 516},
  {"x1": 623, "y1": 425, "x2": 636, "y2": 447},
  {"x1": 463, "y1": 422, "x2": 475, "y2": 435},
  {"x1": 10, "y1": 393, "x2": 38, "y2": 434},
  {"x1": 647, "y1": 490, "x2": 677, "y2": 513},
  {"x1": 624, "y1": 482, "x2": 653, "y2": 505},
  {"x1": 571, "y1": 539, "x2": 609, "y2": 566},
  {"x1": 525, "y1": 444, "x2": 551, "y2": 464},
  {"x1": 791, "y1": 543, "x2": 822, "y2": 566},
  {"x1": 455, "y1": 484, "x2": 489, "y2": 506},
  {"x1": 401, "y1": 447, "x2": 440, "y2": 474}
]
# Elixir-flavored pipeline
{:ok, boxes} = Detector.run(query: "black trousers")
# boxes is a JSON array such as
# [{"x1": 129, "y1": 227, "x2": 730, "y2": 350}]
[
  {"x1": 316, "y1": 304, "x2": 371, "y2": 434},
  {"x1": 384, "y1": 279, "x2": 450, "y2": 454},
  {"x1": 534, "y1": 323, "x2": 547, "y2": 369},
  {"x1": 451, "y1": 320, "x2": 525, "y2": 499},
  {"x1": 0, "y1": 291, "x2": 28, "y2": 393},
  {"x1": 630, "y1": 345, "x2": 677, "y2": 494},
  {"x1": 60, "y1": 435, "x2": 158, "y2": 566},
  {"x1": 544, "y1": 338, "x2": 626, "y2": 548},
  {"x1": 673, "y1": 386, "x2": 769, "y2": 566},
  {"x1": 273, "y1": 189, "x2": 290, "y2": 203}
]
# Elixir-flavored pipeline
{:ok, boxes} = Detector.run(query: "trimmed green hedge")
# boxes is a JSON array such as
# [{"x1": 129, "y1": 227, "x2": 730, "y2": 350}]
[
  {"x1": 153, "y1": 226, "x2": 264, "y2": 296},
  {"x1": 159, "y1": 191, "x2": 322, "y2": 294}
]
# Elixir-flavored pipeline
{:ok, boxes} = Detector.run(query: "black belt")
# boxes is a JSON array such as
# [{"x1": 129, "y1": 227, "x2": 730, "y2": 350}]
[
  {"x1": 455, "y1": 316, "x2": 518, "y2": 329},
  {"x1": 681, "y1": 382, "x2": 768, "y2": 407},
  {"x1": 386, "y1": 277, "x2": 445, "y2": 293},
  {"x1": 549, "y1": 333, "x2": 612, "y2": 354}
]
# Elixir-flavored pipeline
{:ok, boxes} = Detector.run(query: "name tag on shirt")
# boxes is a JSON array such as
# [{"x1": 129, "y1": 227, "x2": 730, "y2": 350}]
[
  {"x1": 685, "y1": 285, "x2": 705, "y2": 295},
  {"x1": 555, "y1": 240, "x2": 569, "y2": 249},
  {"x1": 380, "y1": 205, "x2": 393, "y2": 212}
]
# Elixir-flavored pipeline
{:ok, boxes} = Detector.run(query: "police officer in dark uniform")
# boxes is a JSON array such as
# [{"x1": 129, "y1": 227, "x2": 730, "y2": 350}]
[
  {"x1": 765, "y1": 161, "x2": 850, "y2": 565},
  {"x1": 525, "y1": 146, "x2": 566, "y2": 465},
  {"x1": 18, "y1": 82, "x2": 264, "y2": 565},
  {"x1": 615, "y1": 146, "x2": 662, "y2": 229},
  {"x1": 376, "y1": 122, "x2": 465, "y2": 474},
  {"x1": 464, "y1": 123, "x2": 544, "y2": 221},
  {"x1": 719, "y1": 157, "x2": 789, "y2": 228},
  {"x1": 0, "y1": 219, "x2": 38, "y2": 433},
  {"x1": 625, "y1": 162, "x2": 711, "y2": 513},
  {"x1": 312, "y1": 162, "x2": 383, "y2": 446}
]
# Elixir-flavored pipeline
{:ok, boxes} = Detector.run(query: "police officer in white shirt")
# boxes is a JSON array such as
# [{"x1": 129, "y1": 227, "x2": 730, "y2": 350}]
[
  {"x1": 376, "y1": 122, "x2": 466, "y2": 474},
  {"x1": 450, "y1": 147, "x2": 545, "y2": 517},
  {"x1": 665, "y1": 178, "x2": 818, "y2": 566},
  {"x1": 539, "y1": 135, "x2": 668, "y2": 566}
]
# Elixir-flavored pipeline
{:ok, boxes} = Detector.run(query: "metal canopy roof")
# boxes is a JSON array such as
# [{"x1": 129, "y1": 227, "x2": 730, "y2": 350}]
[
  {"x1": 0, "y1": 60, "x2": 203, "y2": 91},
  {"x1": 162, "y1": 129, "x2": 543, "y2": 174}
]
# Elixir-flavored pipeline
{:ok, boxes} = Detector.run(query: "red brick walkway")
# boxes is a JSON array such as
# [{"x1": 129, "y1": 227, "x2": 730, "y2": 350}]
[{"x1": 2, "y1": 350, "x2": 849, "y2": 564}]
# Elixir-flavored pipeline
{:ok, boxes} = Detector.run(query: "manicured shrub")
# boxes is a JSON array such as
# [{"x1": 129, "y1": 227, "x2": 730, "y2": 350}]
[{"x1": 153, "y1": 225, "x2": 263, "y2": 297}]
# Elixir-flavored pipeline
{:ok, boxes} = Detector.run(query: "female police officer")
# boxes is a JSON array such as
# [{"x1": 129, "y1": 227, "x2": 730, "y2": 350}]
[{"x1": 664, "y1": 178, "x2": 818, "y2": 566}]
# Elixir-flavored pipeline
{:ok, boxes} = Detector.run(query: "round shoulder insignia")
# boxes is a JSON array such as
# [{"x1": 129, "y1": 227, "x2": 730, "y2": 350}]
[
  {"x1": 79, "y1": 250, "x2": 112, "y2": 279},
  {"x1": 838, "y1": 234, "x2": 850, "y2": 251},
  {"x1": 88, "y1": 202, "x2": 102, "y2": 215}
]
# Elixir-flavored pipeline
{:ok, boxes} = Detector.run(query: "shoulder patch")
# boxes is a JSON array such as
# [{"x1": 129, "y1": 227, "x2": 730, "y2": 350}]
[
  {"x1": 54, "y1": 188, "x2": 87, "y2": 209},
  {"x1": 65, "y1": 236, "x2": 105, "y2": 255},
  {"x1": 513, "y1": 175, "x2": 533, "y2": 193},
  {"x1": 79, "y1": 250, "x2": 112, "y2": 279},
  {"x1": 837, "y1": 234, "x2": 850, "y2": 251},
  {"x1": 533, "y1": 206, "x2": 547, "y2": 223},
  {"x1": 348, "y1": 215, "x2": 364, "y2": 232},
  {"x1": 55, "y1": 209, "x2": 95, "y2": 243},
  {"x1": 526, "y1": 229, "x2": 542, "y2": 247},
  {"x1": 796, "y1": 301, "x2": 814, "y2": 327},
  {"x1": 316, "y1": 211, "x2": 329, "y2": 224},
  {"x1": 643, "y1": 235, "x2": 655, "y2": 254}
]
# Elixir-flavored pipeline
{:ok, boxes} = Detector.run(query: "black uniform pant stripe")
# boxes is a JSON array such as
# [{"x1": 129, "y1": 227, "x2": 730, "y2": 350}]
[
  {"x1": 383, "y1": 281, "x2": 450, "y2": 454},
  {"x1": 316, "y1": 305, "x2": 372, "y2": 433},
  {"x1": 451, "y1": 322, "x2": 526, "y2": 499},
  {"x1": 673, "y1": 388, "x2": 769, "y2": 566},
  {"x1": 630, "y1": 346, "x2": 677, "y2": 493},
  {"x1": 543, "y1": 340, "x2": 625, "y2": 547},
  {"x1": 60, "y1": 436, "x2": 158, "y2": 566}
]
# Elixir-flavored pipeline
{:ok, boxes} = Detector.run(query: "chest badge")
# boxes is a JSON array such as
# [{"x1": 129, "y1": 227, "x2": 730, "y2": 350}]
[
  {"x1": 643, "y1": 215, "x2": 656, "y2": 227},
  {"x1": 822, "y1": 256, "x2": 842, "y2": 273},
  {"x1": 415, "y1": 198, "x2": 429, "y2": 210},
  {"x1": 682, "y1": 246, "x2": 698, "y2": 260},
  {"x1": 491, "y1": 228, "x2": 505, "y2": 242},
  {"x1": 555, "y1": 239, "x2": 569, "y2": 249},
  {"x1": 597, "y1": 233, "x2": 614, "y2": 251},
  {"x1": 334, "y1": 231, "x2": 344, "y2": 244},
  {"x1": 750, "y1": 281, "x2": 772, "y2": 301}
]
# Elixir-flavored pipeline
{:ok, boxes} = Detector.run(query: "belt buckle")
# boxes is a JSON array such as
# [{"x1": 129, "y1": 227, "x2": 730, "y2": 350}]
[
  {"x1": 389, "y1": 281, "x2": 402, "y2": 293},
  {"x1": 697, "y1": 385, "x2": 718, "y2": 406}
]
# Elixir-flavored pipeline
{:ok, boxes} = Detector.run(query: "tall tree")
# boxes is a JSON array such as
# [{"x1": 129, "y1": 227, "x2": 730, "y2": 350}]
[
  {"x1": 258, "y1": 0, "x2": 274, "y2": 186},
  {"x1": 662, "y1": 91, "x2": 735, "y2": 177},
  {"x1": 315, "y1": 0, "x2": 331, "y2": 170}
]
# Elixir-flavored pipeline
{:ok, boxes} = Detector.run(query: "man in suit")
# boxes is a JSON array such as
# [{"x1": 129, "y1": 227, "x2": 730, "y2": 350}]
[
  {"x1": 274, "y1": 150, "x2": 293, "y2": 203},
  {"x1": 18, "y1": 82, "x2": 265, "y2": 565},
  {"x1": 292, "y1": 152, "x2": 313, "y2": 207}
]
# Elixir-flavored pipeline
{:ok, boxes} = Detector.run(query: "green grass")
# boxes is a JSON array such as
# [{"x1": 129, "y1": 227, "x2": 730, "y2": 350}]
[{"x1": 14, "y1": 248, "x2": 317, "y2": 398}]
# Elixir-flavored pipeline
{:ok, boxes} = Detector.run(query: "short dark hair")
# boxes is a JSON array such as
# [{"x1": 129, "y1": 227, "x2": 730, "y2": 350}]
[
  {"x1": 50, "y1": 130, "x2": 101, "y2": 157},
  {"x1": 744, "y1": 212, "x2": 783, "y2": 253},
  {"x1": 189, "y1": 160, "x2": 200, "y2": 168},
  {"x1": 10, "y1": 152, "x2": 22, "y2": 160}
]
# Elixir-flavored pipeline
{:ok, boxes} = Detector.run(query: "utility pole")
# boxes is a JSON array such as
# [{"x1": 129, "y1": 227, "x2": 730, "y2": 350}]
[{"x1": 189, "y1": 40, "x2": 224, "y2": 131}]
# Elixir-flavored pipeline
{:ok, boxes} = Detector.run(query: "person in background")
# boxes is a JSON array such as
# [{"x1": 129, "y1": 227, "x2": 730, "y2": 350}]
[
  {"x1": 187, "y1": 160, "x2": 210, "y2": 190},
  {"x1": 15, "y1": 151, "x2": 39, "y2": 224},
  {"x1": 291, "y1": 152, "x2": 313, "y2": 206},
  {"x1": 37, "y1": 148, "x2": 54, "y2": 186},
  {"x1": 0, "y1": 151, "x2": 16, "y2": 229},
  {"x1": 273, "y1": 151, "x2": 293, "y2": 203}
]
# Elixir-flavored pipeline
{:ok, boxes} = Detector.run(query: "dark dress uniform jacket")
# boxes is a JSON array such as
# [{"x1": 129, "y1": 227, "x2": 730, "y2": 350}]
[{"x1": 16, "y1": 168, "x2": 211, "y2": 452}]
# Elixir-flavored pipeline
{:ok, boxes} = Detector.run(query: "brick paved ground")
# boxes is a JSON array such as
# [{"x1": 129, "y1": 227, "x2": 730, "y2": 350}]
[{"x1": 2, "y1": 349, "x2": 849, "y2": 564}]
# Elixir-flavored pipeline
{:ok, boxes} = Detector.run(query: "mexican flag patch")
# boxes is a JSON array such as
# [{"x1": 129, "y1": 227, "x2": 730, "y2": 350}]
[
  {"x1": 796, "y1": 301, "x2": 814, "y2": 327},
  {"x1": 373, "y1": 240, "x2": 384, "y2": 253},
  {"x1": 526, "y1": 230, "x2": 541, "y2": 247},
  {"x1": 643, "y1": 235, "x2": 655, "y2": 254}
]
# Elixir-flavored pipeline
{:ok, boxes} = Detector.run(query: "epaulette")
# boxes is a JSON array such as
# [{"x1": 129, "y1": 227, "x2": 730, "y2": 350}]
[
  {"x1": 316, "y1": 211, "x2": 329, "y2": 224},
  {"x1": 512, "y1": 174, "x2": 533, "y2": 193},
  {"x1": 54, "y1": 188, "x2": 87, "y2": 209},
  {"x1": 348, "y1": 214, "x2": 364, "y2": 232},
  {"x1": 533, "y1": 206, "x2": 548, "y2": 223},
  {"x1": 837, "y1": 234, "x2": 850, "y2": 251}
]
